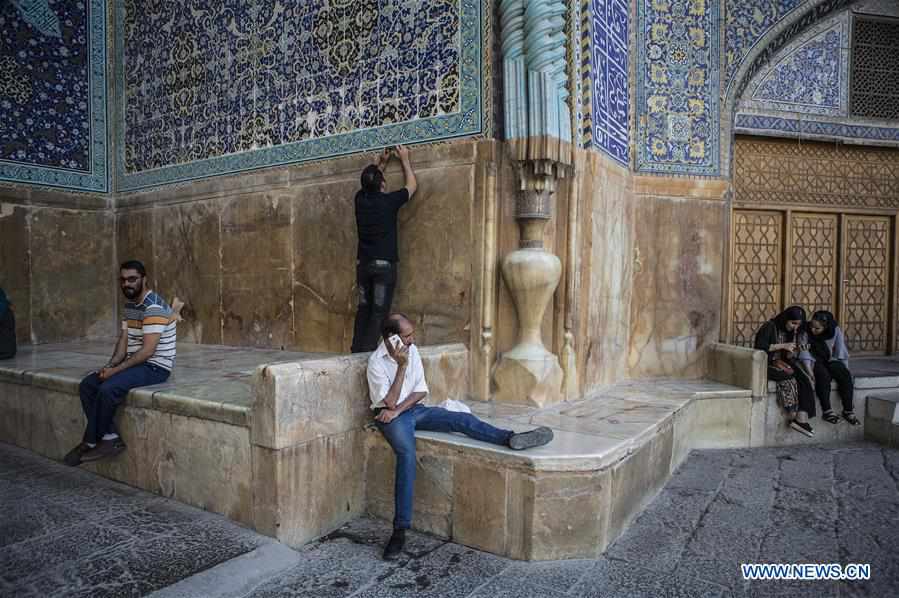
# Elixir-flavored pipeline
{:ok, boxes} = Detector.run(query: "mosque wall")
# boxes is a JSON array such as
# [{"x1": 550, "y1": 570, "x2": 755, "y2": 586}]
[
  {"x1": 0, "y1": 189, "x2": 116, "y2": 345},
  {"x1": 115, "y1": 141, "x2": 487, "y2": 353},
  {"x1": 0, "y1": 0, "x2": 108, "y2": 192},
  {"x1": 113, "y1": 0, "x2": 483, "y2": 192}
]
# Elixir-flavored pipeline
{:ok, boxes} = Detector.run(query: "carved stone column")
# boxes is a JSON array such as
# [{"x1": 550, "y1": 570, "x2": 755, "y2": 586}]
[
  {"x1": 493, "y1": 163, "x2": 564, "y2": 406},
  {"x1": 493, "y1": 0, "x2": 571, "y2": 407}
]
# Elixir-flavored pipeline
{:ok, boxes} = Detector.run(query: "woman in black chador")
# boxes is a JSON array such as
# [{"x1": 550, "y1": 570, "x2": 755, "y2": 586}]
[{"x1": 754, "y1": 306, "x2": 816, "y2": 437}]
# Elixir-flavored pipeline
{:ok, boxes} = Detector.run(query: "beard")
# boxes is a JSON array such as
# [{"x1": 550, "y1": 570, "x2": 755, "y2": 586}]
[{"x1": 122, "y1": 286, "x2": 140, "y2": 300}]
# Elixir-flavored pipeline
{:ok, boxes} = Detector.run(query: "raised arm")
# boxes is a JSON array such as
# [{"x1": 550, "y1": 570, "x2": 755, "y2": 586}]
[
  {"x1": 375, "y1": 148, "x2": 391, "y2": 171},
  {"x1": 394, "y1": 145, "x2": 417, "y2": 198}
]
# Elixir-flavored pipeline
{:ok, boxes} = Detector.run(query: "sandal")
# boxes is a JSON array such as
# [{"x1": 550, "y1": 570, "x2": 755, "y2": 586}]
[
  {"x1": 842, "y1": 412, "x2": 860, "y2": 426},
  {"x1": 822, "y1": 411, "x2": 840, "y2": 425}
]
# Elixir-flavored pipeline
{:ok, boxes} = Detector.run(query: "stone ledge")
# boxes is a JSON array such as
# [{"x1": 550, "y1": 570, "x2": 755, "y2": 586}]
[
  {"x1": 865, "y1": 392, "x2": 899, "y2": 448},
  {"x1": 365, "y1": 382, "x2": 754, "y2": 560},
  {"x1": 0, "y1": 363, "x2": 252, "y2": 428}
]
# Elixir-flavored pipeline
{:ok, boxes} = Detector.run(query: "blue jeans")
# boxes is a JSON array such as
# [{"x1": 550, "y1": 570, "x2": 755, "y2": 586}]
[
  {"x1": 78, "y1": 364, "x2": 170, "y2": 444},
  {"x1": 376, "y1": 404, "x2": 513, "y2": 529}
]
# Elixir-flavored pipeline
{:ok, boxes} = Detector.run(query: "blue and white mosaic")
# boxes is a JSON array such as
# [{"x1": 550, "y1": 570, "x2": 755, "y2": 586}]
[
  {"x1": 752, "y1": 25, "x2": 843, "y2": 115},
  {"x1": 589, "y1": 0, "x2": 629, "y2": 165},
  {"x1": 724, "y1": 0, "x2": 806, "y2": 91},
  {"x1": 636, "y1": 0, "x2": 719, "y2": 175},
  {"x1": 735, "y1": 114, "x2": 899, "y2": 143},
  {"x1": 733, "y1": 11, "x2": 899, "y2": 146},
  {"x1": 0, "y1": 0, "x2": 107, "y2": 192},
  {"x1": 116, "y1": 0, "x2": 481, "y2": 191}
]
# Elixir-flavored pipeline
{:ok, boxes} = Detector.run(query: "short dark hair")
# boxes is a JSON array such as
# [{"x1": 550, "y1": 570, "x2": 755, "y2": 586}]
[
  {"x1": 120, "y1": 260, "x2": 146, "y2": 276},
  {"x1": 360, "y1": 164, "x2": 385, "y2": 193},
  {"x1": 381, "y1": 313, "x2": 410, "y2": 337}
]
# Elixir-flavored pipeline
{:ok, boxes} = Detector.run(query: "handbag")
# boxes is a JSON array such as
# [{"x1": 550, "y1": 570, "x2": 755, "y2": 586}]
[{"x1": 772, "y1": 359, "x2": 794, "y2": 375}]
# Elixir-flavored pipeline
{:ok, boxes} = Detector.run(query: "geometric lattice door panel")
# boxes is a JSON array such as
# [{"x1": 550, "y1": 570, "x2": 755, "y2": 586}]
[
  {"x1": 841, "y1": 216, "x2": 892, "y2": 353},
  {"x1": 732, "y1": 210, "x2": 784, "y2": 346},
  {"x1": 789, "y1": 213, "x2": 838, "y2": 317}
]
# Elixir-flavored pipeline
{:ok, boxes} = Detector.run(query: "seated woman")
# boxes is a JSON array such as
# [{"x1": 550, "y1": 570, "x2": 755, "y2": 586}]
[
  {"x1": 0, "y1": 288, "x2": 15, "y2": 360},
  {"x1": 803, "y1": 310, "x2": 858, "y2": 426},
  {"x1": 754, "y1": 306, "x2": 816, "y2": 437}
]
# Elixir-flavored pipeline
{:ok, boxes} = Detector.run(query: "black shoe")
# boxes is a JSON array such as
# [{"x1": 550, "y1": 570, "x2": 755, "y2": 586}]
[
  {"x1": 383, "y1": 529, "x2": 405, "y2": 561},
  {"x1": 789, "y1": 421, "x2": 814, "y2": 438},
  {"x1": 63, "y1": 443, "x2": 93, "y2": 467},
  {"x1": 81, "y1": 438, "x2": 127, "y2": 463},
  {"x1": 508, "y1": 426, "x2": 554, "y2": 450}
]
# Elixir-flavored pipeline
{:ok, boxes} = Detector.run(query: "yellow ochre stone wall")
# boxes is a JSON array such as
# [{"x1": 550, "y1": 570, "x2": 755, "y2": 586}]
[{"x1": 0, "y1": 139, "x2": 733, "y2": 396}]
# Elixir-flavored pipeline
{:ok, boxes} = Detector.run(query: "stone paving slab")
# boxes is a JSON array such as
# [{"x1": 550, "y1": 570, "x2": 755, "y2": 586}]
[{"x1": 3, "y1": 441, "x2": 899, "y2": 597}]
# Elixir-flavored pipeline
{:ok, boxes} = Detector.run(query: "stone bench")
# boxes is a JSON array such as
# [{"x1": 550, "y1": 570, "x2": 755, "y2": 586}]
[
  {"x1": 865, "y1": 391, "x2": 899, "y2": 448},
  {"x1": 706, "y1": 343, "x2": 899, "y2": 446},
  {"x1": 0, "y1": 340, "x2": 469, "y2": 548},
  {"x1": 0, "y1": 342, "x2": 259, "y2": 527},
  {"x1": 211, "y1": 339, "x2": 758, "y2": 560},
  {"x1": 364, "y1": 380, "x2": 755, "y2": 560}
]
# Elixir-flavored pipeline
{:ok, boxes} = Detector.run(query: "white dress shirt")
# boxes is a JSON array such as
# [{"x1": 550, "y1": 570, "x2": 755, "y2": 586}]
[{"x1": 367, "y1": 340, "x2": 429, "y2": 409}]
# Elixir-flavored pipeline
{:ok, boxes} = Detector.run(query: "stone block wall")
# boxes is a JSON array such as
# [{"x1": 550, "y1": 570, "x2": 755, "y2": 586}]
[
  {"x1": 0, "y1": 188, "x2": 116, "y2": 345},
  {"x1": 573, "y1": 150, "x2": 726, "y2": 393},
  {"x1": 115, "y1": 142, "x2": 484, "y2": 353},
  {"x1": 250, "y1": 344, "x2": 469, "y2": 547}
]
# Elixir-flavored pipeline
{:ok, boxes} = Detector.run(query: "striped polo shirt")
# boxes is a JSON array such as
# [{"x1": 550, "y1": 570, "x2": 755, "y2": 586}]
[{"x1": 123, "y1": 290, "x2": 177, "y2": 371}]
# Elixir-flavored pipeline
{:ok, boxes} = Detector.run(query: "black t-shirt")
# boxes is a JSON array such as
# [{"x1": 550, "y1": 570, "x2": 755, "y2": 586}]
[{"x1": 355, "y1": 188, "x2": 410, "y2": 262}]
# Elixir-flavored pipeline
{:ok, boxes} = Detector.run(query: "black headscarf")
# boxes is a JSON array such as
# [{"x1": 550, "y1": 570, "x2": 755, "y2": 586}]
[
  {"x1": 772, "y1": 305, "x2": 806, "y2": 336},
  {"x1": 807, "y1": 310, "x2": 837, "y2": 361}
]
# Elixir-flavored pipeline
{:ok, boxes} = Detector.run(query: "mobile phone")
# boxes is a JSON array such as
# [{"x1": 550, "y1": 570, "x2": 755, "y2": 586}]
[{"x1": 388, "y1": 334, "x2": 403, "y2": 351}]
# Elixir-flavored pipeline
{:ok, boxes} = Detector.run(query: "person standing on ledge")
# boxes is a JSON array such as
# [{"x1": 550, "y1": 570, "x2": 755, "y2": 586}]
[
  {"x1": 368, "y1": 313, "x2": 554, "y2": 560},
  {"x1": 350, "y1": 144, "x2": 417, "y2": 353},
  {"x1": 0, "y1": 288, "x2": 16, "y2": 359},
  {"x1": 64, "y1": 260, "x2": 177, "y2": 466}
]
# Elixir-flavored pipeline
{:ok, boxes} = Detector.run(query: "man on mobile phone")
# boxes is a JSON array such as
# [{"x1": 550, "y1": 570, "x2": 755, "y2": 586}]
[
  {"x1": 367, "y1": 313, "x2": 554, "y2": 560},
  {"x1": 63, "y1": 260, "x2": 177, "y2": 466},
  {"x1": 350, "y1": 145, "x2": 417, "y2": 353}
]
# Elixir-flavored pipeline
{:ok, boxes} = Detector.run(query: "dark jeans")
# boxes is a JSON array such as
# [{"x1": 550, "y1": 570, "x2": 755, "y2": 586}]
[
  {"x1": 768, "y1": 363, "x2": 817, "y2": 417},
  {"x1": 376, "y1": 405, "x2": 513, "y2": 529},
  {"x1": 351, "y1": 259, "x2": 396, "y2": 353},
  {"x1": 813, "y1": 360, "x2": 854, "y2": 413},
  {"x1": 78, "y1": 364, "x2": 170, "y2": 444}
]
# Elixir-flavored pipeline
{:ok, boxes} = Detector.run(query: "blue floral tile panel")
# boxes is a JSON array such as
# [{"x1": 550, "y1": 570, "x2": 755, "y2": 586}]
[
  {"x1": 117, "y1": 0, "x2": 481, "y2": 191},
  {"x1": 636, "y1": 0, "x2": 720, "y2": 175},
  {"x1": 0, "y1": 0, "x2": 107, "y2": 192}
]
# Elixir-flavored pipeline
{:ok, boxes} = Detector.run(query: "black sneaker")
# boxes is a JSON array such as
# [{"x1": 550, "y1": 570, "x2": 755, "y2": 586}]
[
  {"x1": 383, "y1": 529, "x2": 405, "y2": 561},
  {"x1": 789, "y1": 421, "x2": 814, "y2": 438},
  {"x1": 81, "y1": 438, "x2": 127, "y2": 463},
  {"x1": 508, "y1": 426, "x2": 554, "y2": 450},
  {"x1": 63, "y1": 443, "x2": 93, "y2": 467}
]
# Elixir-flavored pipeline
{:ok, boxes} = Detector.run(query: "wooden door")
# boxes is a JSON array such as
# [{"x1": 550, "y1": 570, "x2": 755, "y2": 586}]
[
  {"x1": 841, "y1": 215, "x2": 892, "y2": 353},
  {"x1": 731, "y1": 210, "x2": 784, "y2": 346},
  {"x1": 789, "y1": 213, "x2": 839, "y2": 316},
  {"x1": 729, "y1": 210, "x2": 893, "y2": 353}
]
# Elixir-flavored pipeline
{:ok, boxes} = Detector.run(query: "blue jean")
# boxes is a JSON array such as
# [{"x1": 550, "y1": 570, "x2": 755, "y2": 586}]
[
  {"x1": 376, "y1": 404, "x2": 513, "y2": 529},
  {"x1": 78, "y1": 364, "x2": 170, "y2": 444}
]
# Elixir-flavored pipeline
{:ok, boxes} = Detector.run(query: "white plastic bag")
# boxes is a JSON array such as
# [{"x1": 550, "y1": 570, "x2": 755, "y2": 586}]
[{"x1": 438, "y1": 398, "x2": 471, "y2": 414}]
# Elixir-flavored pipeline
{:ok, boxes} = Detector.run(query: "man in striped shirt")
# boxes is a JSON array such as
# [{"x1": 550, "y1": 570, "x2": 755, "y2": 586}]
[{"x1": 64, "y1": 260, "x2": 177, "y2": 466}]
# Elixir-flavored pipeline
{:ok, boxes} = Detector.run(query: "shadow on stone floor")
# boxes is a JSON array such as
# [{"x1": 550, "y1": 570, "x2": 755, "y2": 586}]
[{"x1": 2, "y1": 441, "x2": 898, "y2": 598}]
